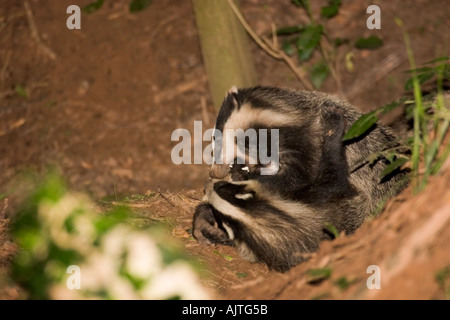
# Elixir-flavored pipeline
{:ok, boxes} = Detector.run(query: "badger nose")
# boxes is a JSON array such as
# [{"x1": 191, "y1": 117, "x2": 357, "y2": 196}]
[{"x1": 209, "y1": 163, "x2": 230, "y2": 179}]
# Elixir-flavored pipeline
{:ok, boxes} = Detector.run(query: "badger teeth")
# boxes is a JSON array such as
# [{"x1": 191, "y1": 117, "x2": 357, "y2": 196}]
[{"x1": 241, "y1": 166, "x2": 249, "y2": 172}]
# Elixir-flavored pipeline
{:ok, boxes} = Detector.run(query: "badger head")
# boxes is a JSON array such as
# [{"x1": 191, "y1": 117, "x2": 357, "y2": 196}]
[{"x1": 209, "y1": 86, "x2": 355, "y2": 202}]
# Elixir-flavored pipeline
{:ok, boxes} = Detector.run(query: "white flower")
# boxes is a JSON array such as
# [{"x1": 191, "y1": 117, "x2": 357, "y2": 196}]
[
  {"x1": 125, "y1": 232, "x2": 162, "y2": 279},
  {"x1": 38, "y1": 193, "x2": 95, "y2": 254},
  {"x1": 141, "y1": 262, "x2": 210, "y2": 300}
]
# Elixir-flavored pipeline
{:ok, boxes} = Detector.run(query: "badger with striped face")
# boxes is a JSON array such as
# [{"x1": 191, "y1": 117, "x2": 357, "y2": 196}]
[{"x1": 193, "y1": 87, "x2": 407, "y2": 272}]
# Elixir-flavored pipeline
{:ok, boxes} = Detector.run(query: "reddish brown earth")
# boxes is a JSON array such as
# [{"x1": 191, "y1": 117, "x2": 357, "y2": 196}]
[{"x1": 0, "y1": 0, "x2": 449, "y2": 300}]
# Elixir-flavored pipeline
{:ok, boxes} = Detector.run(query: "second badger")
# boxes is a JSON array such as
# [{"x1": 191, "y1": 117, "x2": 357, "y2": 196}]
[{"x1": 193, "y1": 86, "x2": 407, "y2": 272}]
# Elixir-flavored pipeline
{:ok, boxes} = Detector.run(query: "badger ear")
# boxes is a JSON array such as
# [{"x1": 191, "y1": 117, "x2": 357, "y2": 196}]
[
  {"x1": 216, "y1": 87, "x2": 241, "y2": 130},
  {"x1": 221, "y1": 87, "x2": 240, "y2": 111},
  {"x1": 225, "y1": 86, "x2": 241, "y2": 108},
  {"x1": 228, "y1": 85, "x2": 238, "y2": 94},
  {"x1": 321, "y1": 102, "x2": 347, "y2": 139}
]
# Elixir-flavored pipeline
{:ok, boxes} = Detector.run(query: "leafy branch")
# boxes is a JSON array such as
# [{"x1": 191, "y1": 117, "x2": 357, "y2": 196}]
[
  {"x1": 343, "y1": 28, "x2": 449, "y2": 193},
  {"x1": 227, "y1": 0, "x2": 314, "y2": 90},
  {"x1": 228, "y1": 0, "x2": 384, "y2": 94}
]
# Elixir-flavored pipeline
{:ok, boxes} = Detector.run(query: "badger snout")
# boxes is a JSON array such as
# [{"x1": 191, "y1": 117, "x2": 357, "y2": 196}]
[{"x1": 209, "y1": 163, "x2": 230, "y2": 179}]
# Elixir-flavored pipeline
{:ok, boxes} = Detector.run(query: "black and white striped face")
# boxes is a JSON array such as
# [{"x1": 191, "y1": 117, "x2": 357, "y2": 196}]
[
  {"x1": 209, "y1": 86, "x2": 332, "y2": 202},
  {"x1": 210, "y1": 87, "x2": 293, "y2": 179}
]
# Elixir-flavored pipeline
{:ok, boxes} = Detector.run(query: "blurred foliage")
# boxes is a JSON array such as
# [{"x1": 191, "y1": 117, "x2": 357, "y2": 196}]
[
  {"x1": 279, "y1": 0, "x2": 382, "y2": 89},
  {"x1": 334, "y1": 276, "x2": 354, "y2": 291},
  {"x1": 296, "y1": 24, "x2": 323, "y2": 62},
  {"x1": 129, "y1": 0, "x2": 153, "y2": 13},
  {"x1": 11, "y1": 171, "x2": 209, "y2": 300},
  {"x1": 323, "y1": 222, "x2": 339, "y2": 239},
  {"x1": 343, "y1": 47, "x2": 450, "y2": 191},
  {"x1": 83, "y1": 0, "x2": 152, "y2": 14},
  {"x1": 403, "y1": 57, "x2": 450, "y2": 91},
  {"x1": 306, "y1": 267, "x2": 332, "y2": 284},
  {"x1": 354, "y1": 36, "x2": 383, "y2": 50},
  {"x1": 15, "y1": 85, "x2": 28, "y2": 98},
  {"x1": 435, "y1": 266, "x2": 450, "y2": 299},
  {"x1": 310, "y1": 60, "x2": 330, "y2": 89},
  {"x1": 82, "y1": 0, "x2": 104, "y2": 13},
  {"x1": 320, "y1": 0, "x2": 341, "y2": 19}
]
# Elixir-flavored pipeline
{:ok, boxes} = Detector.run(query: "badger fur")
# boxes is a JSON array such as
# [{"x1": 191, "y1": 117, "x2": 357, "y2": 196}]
[{"x1": 193, "y1": 86, "x2": 408, "y2": 272}]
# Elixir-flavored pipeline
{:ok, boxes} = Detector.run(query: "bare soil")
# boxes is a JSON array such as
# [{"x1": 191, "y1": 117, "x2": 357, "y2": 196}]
[{"x1": 0, "y1": 0, "x2": 449, "y2": 300}]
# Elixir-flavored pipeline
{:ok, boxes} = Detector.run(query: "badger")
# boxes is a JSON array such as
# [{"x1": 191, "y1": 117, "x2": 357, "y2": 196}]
[{"x1": 193, "y1": 86, "x2": 408, "y2": 272}]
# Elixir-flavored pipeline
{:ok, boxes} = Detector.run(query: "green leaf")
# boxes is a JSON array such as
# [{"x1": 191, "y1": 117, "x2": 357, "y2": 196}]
[
  {"x1": 342, "y1": 112, "x2": 378, "y2": 141},
  {"x1": 424, "y1": 140, "x2": 439, "y2": 170},
  {"x1": 236, "y1": 272, "x2": 248, "y2": 278},
  {"x1": 310, "y1": 292, "x2": 331, "y2": 300},
  {"x1": 323, "y1": 223, "x2": 339, "y2": 238},
  {"x1": 385, "y1": 153, "x2": 396, "y2": 163},
  {"x1": 380, "y1": 99, "x2": 404, "y2": 115},
  {"x1": 130, "y1": 194, "x2": 146, "y2": 200},
  {"x1": 291, "y1": 0, "x2": 308, "y2": 8},
  {"x1": 423, "y1": 56, "x2": 450, "y2": 65},
  {"x1": 435, "y1": 266, "x2": 450, "y2": 289},
  {"x1": 354, "y1": 36, "x2": 383, "y2": 50},
  {"x1": 15, "y1": 85, "x2": 28, "y2": 98},
  {"x1": 403, "y1": 66, "x2": 434, "y2": 74},
  {"x1": 404, "y1": 72, "x2": 434, "y2": 91},
  {"x1": 381, "y1": 157, "x2": 409, "y2": 180},
  {"x1": 310, "y1": 60, "x2": 329, "y2": 89},
  {"x1": 281, "y1": 41, "x2": 295, "y2": 56},
  {"x1": 297, "y1": 24, "x2": 323, "y2": 61},
  {"x1": 129, "y1": 0, "x2": 152, "y2": 13},
  {"x1": 121, "y1": 271, "x2": 147, "y2": 290},
  {"x1": 214, "y1": 250, "x2": 233, "y2": 261},
  {"x1": 334, "y1": 37, "x2": 349, "y2": 47},
  {"x1": 83, "y1": 0, "x2": 104, "y2": 14},
  {"x1": 306, "y1": 267, "x2": 332, "y2": 284},
  {"x1": 321, "y1": 0, "x2": 341, "y2": 18},
  {"x1": 276, "y1": 25, "x2": 303, "y2": 36},
  {"x1": 334, "y1": 276, "x2": 353, "y2": 290}
]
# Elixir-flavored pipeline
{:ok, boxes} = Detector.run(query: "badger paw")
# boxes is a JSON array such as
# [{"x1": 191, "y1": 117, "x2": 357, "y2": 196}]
[{"x1": 192, "y1": 203, "x2": 232, "y2": 246}]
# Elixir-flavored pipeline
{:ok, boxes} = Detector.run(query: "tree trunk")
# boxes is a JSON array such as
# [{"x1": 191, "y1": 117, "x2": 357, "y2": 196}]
[{"x1": 193, "y1": 0, "x2": 257, "y2": 111}]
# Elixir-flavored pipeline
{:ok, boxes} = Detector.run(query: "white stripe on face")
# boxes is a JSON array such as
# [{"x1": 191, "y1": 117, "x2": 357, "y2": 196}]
[
  {"x1": 222, "y1": 222, "x2": 234, "y2": 240},
  {"x1": 223, "y1": 102, "x2": 299, "y2": 132},
  {"x1": 215, "y1": 102, "x2": 293, "y2": 167}
]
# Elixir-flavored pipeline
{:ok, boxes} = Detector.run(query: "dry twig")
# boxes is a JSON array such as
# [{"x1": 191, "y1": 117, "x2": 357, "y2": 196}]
[
  {"x1": 24, "y1": 1, "x2": 57, "y2": 60},
  {"x1": 227, "y1": 0, "x2": 314, "y2": 91},
  {"x1": 1, "y1": 51, "x2": 11, "y2": 90},
  {"x1": 158, "y1": 185, "x2": 176, "y2": 207}
]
